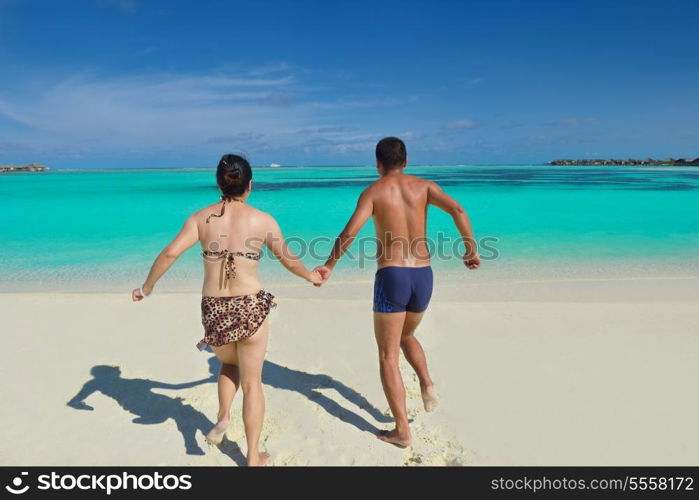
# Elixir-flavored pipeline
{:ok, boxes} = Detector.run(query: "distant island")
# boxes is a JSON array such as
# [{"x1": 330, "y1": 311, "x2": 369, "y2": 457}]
[
  {"x1": 0, "y1": 163, "x2": 50, "y2": 173},
  {"x1": 549, "y1": 157, "x2": 699, "y2": 166}
]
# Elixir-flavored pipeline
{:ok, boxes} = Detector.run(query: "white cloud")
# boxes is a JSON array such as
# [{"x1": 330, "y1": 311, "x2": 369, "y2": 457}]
[
  {"x1": 446, "y1": 119, "x2": 478, "y2": 130},
  {"x1": 247, "y1": 62, "x2": 291, "y2": 76},
  {"x1": 544, "y1": 117, "x2": 598, "y2": 127},
  {"x1": 0, "y1": 72, "x2": 314, "y2": 156},
  {"x1": 0, "y1": 67, "x2": 463, "y2": 162}
]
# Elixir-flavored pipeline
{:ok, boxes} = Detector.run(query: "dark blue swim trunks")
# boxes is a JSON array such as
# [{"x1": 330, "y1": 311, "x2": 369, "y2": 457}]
[{"x1": 373, "y1": 266, "x2": 434, "y2": 313}]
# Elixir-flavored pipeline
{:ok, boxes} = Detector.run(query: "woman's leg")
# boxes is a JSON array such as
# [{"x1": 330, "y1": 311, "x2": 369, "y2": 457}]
[
  {"x1": 217, "y1": 363, "x2": 240, "y2": 422},
  {"x1": 206, "y1": 343, "x2": 240, "y2": 444},
  {"x1": 237, "y1": 317, "x2": 270, "y2": 466}
]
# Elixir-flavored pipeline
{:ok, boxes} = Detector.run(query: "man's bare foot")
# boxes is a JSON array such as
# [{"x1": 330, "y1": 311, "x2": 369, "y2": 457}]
[
  {"x1": 247, "y1": 451, "x2": 271, "y2": 466},
  {"x1": 421, "y1": 385, "x2": 439, "y2": 413},
  {"x1": 204, "y1": 419, "x2": 229, "y2": 446},
  {"x1": 377, "y1": 429, "x2": 412, "y2": 448}
]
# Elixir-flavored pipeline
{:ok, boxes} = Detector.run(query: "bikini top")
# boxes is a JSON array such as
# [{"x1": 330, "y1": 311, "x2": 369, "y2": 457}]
[{"x1": 202, "y1": 200, "x2": 262, "y2": 286}]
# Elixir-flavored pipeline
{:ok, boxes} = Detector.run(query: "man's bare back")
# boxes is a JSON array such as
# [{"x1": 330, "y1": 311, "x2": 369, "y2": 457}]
[
  {"x1": 323, "y1": 169, "x2": 479, "y2": 271},
  {"x1": 365, "y1": 172, "x2": 431, "y2": 268}
]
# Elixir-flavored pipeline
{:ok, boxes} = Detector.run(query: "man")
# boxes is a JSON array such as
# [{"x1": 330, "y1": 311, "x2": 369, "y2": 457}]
[{"x1": 316, "y1": 137, "x2": 480, "y2": 447}]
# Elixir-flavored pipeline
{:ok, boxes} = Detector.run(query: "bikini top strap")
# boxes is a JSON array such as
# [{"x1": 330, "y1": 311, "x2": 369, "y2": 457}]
[
  {"x1": 202, "y1": 249, "x2": 261, "y2": 260},
  {"x1": 239, "y1": 251, "x2": 263, "y2": 261},
  {"x1": 205, "y1": 199, "x2": 226, "y2": 224},
  {"x1": 203, "y1": 249, "x2": 261, "y2": 287}
]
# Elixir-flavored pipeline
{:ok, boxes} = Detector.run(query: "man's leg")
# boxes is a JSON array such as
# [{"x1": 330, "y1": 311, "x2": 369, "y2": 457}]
[
  {"x1": 401, "y1": 312, "x2": 438, "y2": 412},
  {"x1": 374, "y1": 311, "x2": 412, "y2": 447}
]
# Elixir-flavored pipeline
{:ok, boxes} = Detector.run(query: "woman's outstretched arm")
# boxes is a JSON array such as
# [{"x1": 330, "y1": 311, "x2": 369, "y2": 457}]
[
  {"x1": 66, "y1": 380, "x2": 98, "y2": 410},
  {"x1": 133, "y1": 215, "x2": 199, "y2": 300},
  {"x1": 264, "y1": 215, "x2": 323, "y2": 285}
]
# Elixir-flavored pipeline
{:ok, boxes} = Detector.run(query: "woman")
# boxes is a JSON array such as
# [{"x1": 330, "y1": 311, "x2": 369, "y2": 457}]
[{"x1": 132, "y1": 154, "x2": 323, "y2": 466}]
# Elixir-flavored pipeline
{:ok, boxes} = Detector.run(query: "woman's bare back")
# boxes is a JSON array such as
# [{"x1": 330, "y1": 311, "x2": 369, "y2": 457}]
[{"x1": 194, "y1": 200, "x2": 273, "y2": 297}]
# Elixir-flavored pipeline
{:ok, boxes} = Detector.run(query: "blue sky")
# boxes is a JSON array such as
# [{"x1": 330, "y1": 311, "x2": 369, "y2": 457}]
[{"x1": 0, "y1": 0, "x2": 697, "y2": 168}]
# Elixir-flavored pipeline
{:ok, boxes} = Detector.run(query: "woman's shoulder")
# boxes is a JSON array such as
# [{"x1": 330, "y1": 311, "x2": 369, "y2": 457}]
[
  {"x1": 189, "y1": 202, "x2": 275, "y2": 225},
  {"x1": 244, "y1": 204, "x2": 276, "y2": 224},
  {"x1": 189, "y1": 202, "x2": 225, "y2": 221}
]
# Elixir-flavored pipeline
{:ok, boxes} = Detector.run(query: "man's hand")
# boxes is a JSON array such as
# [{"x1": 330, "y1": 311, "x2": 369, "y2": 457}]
[
  {"x1": 307, "y1": 269, "x2": 325, "y2": 286},
  {"x1": 463, "y1": 252, "x2": 481, "y2": 270},
  {"x1": 312, "y1": 265, "x2": 332, "y2": 287}
]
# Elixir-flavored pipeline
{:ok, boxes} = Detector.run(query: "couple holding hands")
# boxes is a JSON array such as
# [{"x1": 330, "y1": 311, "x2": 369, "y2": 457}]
[{"x1": 132, "y1": 137, "x2": 479, "y2": 466}]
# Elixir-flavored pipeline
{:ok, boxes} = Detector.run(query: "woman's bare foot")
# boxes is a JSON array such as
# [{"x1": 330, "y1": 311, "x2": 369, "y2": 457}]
[
  {"x1": 247, "y1": 451, "x2": 270, "y2": 466},
  {"x1": 204, "y1": 419, "x2": 229, "y2": 446},
  {"x1": 377, "y1": 429, "x2": 412, "y2": 448},
  {"x1": 421, "y1": 385, "x2": 439, "y2": 413}
]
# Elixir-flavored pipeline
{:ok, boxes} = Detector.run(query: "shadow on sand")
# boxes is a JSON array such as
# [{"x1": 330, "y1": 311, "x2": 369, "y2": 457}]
[
  {"x1": 65, "y1": 365, "x2": 246, "y2": 465},
  {"x1": 205, "y1": 356, "x2": 390, "y2": 434},
  {"x1": 67, "y1": 359, "x2": 387, "y2": 463}
]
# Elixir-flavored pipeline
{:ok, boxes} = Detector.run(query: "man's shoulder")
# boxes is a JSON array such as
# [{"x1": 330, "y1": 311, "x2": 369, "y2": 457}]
[
  {"x1": 361, "y1": 179, "x2": 382, "y2": 197},
  {"x1": 405, "y1": 174, "x2": 436, "y2": 190},
  {"x1": 367, "y1": 175, "x2": 435, "y2": 194}
]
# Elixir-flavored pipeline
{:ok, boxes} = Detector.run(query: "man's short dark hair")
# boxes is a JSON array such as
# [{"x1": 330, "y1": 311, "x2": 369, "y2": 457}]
[{"x1": 376, "y1": 137, "x2": 407, "y2": 169}]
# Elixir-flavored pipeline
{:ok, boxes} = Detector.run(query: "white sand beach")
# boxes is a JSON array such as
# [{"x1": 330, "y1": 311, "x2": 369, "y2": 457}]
[{"x1": 1, "y1": 274, "x2": 698, "y2": 466}]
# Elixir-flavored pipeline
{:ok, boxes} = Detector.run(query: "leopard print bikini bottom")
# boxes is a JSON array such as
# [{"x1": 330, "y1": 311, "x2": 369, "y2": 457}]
[{"x1": 196, "y1": 290, "x2": 277, "y2": 350}]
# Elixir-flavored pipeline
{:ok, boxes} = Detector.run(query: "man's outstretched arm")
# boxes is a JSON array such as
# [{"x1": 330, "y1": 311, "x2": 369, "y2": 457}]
[
  {"x1": 319, "y1": 190, "x2": 374, "y2": 280},
  {"x1": 427, "y1": 181, "x2": 480, "y2": 269}
]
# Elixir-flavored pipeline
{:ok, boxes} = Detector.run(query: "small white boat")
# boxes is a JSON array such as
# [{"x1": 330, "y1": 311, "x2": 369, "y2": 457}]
[{"x1": 269, "y1": 163, "x2": 281, "y2": 168}]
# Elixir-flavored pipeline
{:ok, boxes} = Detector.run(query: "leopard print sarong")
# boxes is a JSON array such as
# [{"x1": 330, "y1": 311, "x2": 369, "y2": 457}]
[{"x1": 196, "y1": 290, "x2": 277, "y2": 350}]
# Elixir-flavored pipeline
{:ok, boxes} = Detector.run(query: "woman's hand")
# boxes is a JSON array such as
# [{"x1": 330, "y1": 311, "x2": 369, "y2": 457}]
[
  {"x1": 307, "y1": 269, "x2": 325, "y2": 286},
  {"x1": 312, "y1": 265, "x2": 332, "y2": 287},
  {"x1": 132, "y1": 283, "x2": 153, "y2": 301},
  {"x1": 135, "y1": 215, "x2": 198, "y2": 302}
]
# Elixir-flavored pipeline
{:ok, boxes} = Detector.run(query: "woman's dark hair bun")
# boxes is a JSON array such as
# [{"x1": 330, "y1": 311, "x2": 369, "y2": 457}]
[
  {"x1": 223, "y1": 165, "x2": 242, "y2": 186},
  {"x1": 216, "y1": 154, "x2": 252, "y2": 200}
]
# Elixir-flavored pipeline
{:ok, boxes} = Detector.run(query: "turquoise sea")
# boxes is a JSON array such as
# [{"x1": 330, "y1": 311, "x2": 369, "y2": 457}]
[{"x1": 1, "y1": 165, "x2": 698, "y2": 291}]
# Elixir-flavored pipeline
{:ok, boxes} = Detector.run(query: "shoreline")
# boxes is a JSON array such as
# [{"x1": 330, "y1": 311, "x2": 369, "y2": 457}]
[
  {"x1": 2, "y1": 274, "x2": 698, "y2": 306},
  {"x1": 1, "y1": 257, "x2": 697, "y2": 295}
]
